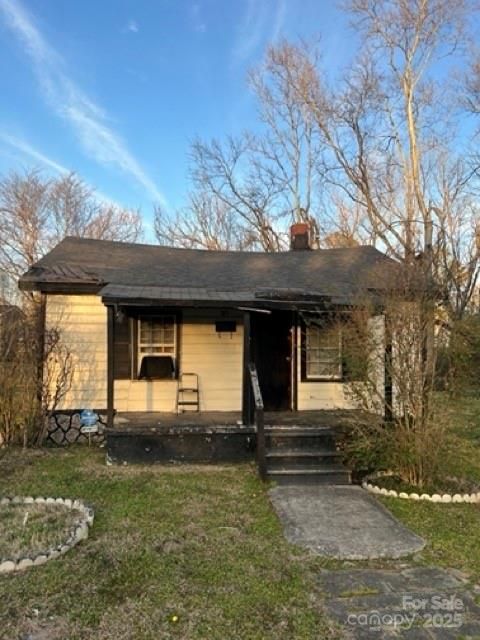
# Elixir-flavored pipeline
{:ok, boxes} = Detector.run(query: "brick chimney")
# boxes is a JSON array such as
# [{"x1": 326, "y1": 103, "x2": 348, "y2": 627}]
[{"x1": 290, "y1": 222, "x2": 311, "y2": 250}]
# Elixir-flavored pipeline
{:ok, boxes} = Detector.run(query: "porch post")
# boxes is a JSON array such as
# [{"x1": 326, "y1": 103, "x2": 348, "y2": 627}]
[
  {"x1": 242, "y1": 311, "x2": 253, "y2": 426},
  {"x1": 107, "y1": 305, "x2": 115, "y2": 429},
  {"x1": 384, "y1": 314, "x2": 393, "y2": 422}
]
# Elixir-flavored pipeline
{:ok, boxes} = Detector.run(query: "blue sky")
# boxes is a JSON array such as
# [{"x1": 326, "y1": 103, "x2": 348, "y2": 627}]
[{"x1": 0, "y1": 0, "x2": 353, "y2": 230}]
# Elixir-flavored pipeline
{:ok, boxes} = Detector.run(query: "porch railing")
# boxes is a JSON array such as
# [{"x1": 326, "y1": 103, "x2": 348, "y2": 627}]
[{"x1": 248, "y1": 363, "x2": 266, "y2": 480}]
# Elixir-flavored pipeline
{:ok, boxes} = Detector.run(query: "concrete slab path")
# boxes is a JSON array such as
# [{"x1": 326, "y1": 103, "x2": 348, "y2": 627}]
[
  {"x1": 269, "y1": 485, "x2": 425, "y2": 560},
  {"x1": 317, "y1": 566, "x2": 480, "y2": 638}
]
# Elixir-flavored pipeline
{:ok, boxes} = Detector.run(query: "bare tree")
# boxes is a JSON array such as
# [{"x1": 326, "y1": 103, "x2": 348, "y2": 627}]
[
  {"x1": 0, "y1": 169, "x2": 143, "y2": 287},
  {"x1": 0, "y1": 308, "x2": 73, "y2": 448},
  {"x1": 154, "y1": 192, "x2": 257, "y2": 250},
  {"x1": 264, "y1": 0, "x2": 477, "y2": 316},
  {"x1": 158, "y1": 43, "x2": 324, "y2": 252},
  {"x1": 342, "y1": 287, "x2": 446, "y2": 489}
]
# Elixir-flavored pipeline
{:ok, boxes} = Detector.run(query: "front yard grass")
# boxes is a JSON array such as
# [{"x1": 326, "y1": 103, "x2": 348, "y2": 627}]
[
  {"x1": 1, "y1": 395, "x2": 479, "y2": 638},
  {"x1": 0, "y1": 448, "x2": 339, "y2": 640}
]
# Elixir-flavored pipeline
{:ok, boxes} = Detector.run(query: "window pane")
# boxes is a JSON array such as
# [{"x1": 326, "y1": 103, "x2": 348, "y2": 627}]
[
  {"x1": 305, "y1": 323, "x2": 341, "y2": 379},
  {"x1": 139, "y1": 317, "x2": 175, "y2": 351}
]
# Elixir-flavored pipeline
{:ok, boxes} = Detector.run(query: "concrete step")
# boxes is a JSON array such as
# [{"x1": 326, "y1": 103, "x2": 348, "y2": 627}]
[
  {"x1": 267, "y1": 465, "x2": 352, "y2": 486},
  {"x1": 266, "y1": 448, "x2": 342, "y2": 469},
  {"x1": 266, "y1": 426, "x2": 337, "y2": 436},
  {"x1": 266, "y1": 432, "x2": 337, "y2": 449}
]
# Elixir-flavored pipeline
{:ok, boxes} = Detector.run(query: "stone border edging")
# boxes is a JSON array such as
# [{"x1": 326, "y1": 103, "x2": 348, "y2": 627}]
[
  {"x1": 0, "y1": 497, "x2": 94, "y2": 574},
  {"x1": 362, "y1": 471, "x2": 480, "y2": 504}
]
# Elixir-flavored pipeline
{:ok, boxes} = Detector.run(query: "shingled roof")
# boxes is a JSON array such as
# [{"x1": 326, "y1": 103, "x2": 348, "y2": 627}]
[{"x1": 19, "y1": 236, "x2": 401, "y2": 306}]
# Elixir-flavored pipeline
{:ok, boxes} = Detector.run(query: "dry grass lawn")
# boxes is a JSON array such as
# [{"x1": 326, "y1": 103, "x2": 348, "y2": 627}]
[
  {"x1": 0, "y1": 448, "x2": 340, "y2": 640},
  {"x1": 0, "y1": 502, "x2": 81, "y2": 561}
]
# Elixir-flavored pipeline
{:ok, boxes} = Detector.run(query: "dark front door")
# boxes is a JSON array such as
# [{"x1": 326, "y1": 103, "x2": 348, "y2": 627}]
[{"x1": 251, "y1": 311, "x2": 292, "y2": 411}]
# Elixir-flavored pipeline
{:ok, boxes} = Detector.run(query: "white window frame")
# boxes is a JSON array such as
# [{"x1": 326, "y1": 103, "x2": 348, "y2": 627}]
[
  {"x1": 305, "y1": 323, "x2": 342, "y2": 381},
  {"x1": 137, "y1": 315, "x2": 176, "y2": 374}
]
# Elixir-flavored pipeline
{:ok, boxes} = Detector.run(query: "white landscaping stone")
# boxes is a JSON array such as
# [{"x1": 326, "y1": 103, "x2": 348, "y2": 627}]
[
  {"x1": 34, "y1": 497, "x2": 46, "y2": 504},
  {"x1": 399, "y1": 492, "x2": 409, "y2": 499},
  {"x1": 64, "y1": 499, "x2": 72, "y2": 508},
  {"x1": 48, "y1": 549, "x2": 60, "y2": 560},
  {"x1": 84, "y1": 508, "x2": 94, "y2": 526},
  {"x1": 0, "y1": 497, "x2": 10, "y2": 505},
  {"x1": 24, "y1": 497, "x2": 34, "y2": 504},
  {"x1": 452, "y1": 494, "x2": 463, "y2": 503},
  {"x1": 33, "y1": 555, "x2": 48, "y2": 566},
  {"x1": 410, "y1": 493, "x2": 420, "y2": 500},
  {"x1": 59, "y1": 545, "x2": 71, "y2": 555},
  {"x1": 45, "y1": 497, "x2": 55, "y2": 504},
  {"x1": 16, "y1": 558, "x2": 33, "y2": 571},
  {"x1": 463, "y1": 494, "x2": 471, "y2": 502},
  {"x1": 420, "y1": 494, "x2": 431, "y2": 501},
  {"x1": 12, "y1": 496, "x2": 22, "y2": 504},
  {"x1": 387, "y1": 490, "x2": 398, "y2": 497},
  {"x1": 380, "y1": 488, "x2": 388, "y2": 496},
  {"x1": 55, "y1": 498, "x2": 65, "y2": 505},
  {"x1": 0, "y1": 560, "x2": 16, "y2": 573},
  {"x1": 431, "y1": 494, "x2": 442, "y2": 503},
  {"x1": 75, "y1": 523, "x2": 88, "y2": 541},
  {"x1": 441, "y1": 494, "x2": 452, "y2": 503}
]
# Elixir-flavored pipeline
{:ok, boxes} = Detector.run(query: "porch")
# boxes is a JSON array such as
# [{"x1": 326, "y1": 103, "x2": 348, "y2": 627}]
[
  {"x1": 110, "y1": 409, "x2": 373, "y2": 432},
  {"x1": 106, "y1": 408, "x2": 379, "y2": 483}
]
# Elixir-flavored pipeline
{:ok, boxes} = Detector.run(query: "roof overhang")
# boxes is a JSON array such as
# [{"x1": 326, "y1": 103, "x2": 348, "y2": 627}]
[{"x1": 98, "y1": 283, "x2": 355, "y2": 310}]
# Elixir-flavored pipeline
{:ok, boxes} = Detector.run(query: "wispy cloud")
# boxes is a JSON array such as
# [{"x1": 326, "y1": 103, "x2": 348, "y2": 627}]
[
  {"x1": 189, "y1": 3, "x2": 206, "y2": 34},
  {"x1": 123, "y1": 19, "x2": 139, "y2": 34},
  {"x1": 0, "y1": 131, "x2": 122, "y2": 206},
  {"x1": 0, "y1": 0, "x2": 165, "y2": 205},
  {"x1": 232, "y1": 0, "x2": 287, "y2": 65},
  {"x1": 0, "y1": 131, "x2": 70, "y2": 174}
]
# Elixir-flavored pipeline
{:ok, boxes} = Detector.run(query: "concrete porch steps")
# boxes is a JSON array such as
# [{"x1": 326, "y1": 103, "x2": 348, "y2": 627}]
[{"x1": 264, "y1": 425, "x2": 351, "y2": 485}]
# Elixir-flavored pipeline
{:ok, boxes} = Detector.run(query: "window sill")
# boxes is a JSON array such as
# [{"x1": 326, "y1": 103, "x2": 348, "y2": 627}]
[
  {"x1": 130, "y1": 377, "x2": 178, "y2": 383},
  {"x1": 301, "y1": 377, "x2": 344, "y2": 383}
]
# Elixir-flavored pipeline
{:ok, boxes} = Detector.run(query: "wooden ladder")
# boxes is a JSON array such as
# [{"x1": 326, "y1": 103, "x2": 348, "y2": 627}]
[{"x1": 176, "y1": 372, "x2": 200, "y2": 413}]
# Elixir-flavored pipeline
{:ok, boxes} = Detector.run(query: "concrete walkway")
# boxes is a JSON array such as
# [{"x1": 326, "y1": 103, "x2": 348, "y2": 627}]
[
  {"x1": 269, "y1": 485, "x2": 425, "y2": 560},
  {"x1": 318, "y1": 566, "x2": 480, "y2": 639}
]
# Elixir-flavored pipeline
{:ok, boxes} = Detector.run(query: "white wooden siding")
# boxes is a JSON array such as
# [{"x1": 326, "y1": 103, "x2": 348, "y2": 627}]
[
  {"x1": 47, "y1": 295, "x2": 243, "y2": 412},
  {"x1": 45, "y1": 294, "x2": 107, "y2": 408},
  {"x1": 46, "y1": 293, "x2": 384, "y2": 414},
  {"x1": 296, "y1": 315, "x2": 385, "y2": 410},
  {"x1": 115, "y1": 309, "x2": 243, "y2": 411}
]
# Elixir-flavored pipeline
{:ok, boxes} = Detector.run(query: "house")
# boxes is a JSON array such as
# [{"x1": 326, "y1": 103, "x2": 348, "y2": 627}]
[{"x1": 19, "y1": 224, "x2": 398, "y2": 480}]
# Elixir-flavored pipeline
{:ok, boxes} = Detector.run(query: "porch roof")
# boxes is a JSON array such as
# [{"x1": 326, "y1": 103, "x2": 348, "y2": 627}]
[{"x1": 98, "y1": 283, "x2": 359, "y2": 307}]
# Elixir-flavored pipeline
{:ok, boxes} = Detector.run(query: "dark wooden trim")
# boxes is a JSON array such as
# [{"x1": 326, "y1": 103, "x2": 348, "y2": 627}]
[
  {"x1": 292, "y1": 311, "x2": 298, "y2": 410},
  {"x1": 113, "y1": 309, "x2": 132, "y2": 380},
  {"x1": 242, "y1": 311, "x2": 253, "y2": 426},
  {"x1": 384, "y1": 314, "x2": 393, "y2": 422},
  {"x1": 19, "y1": 282, "x2": 102, "y2": 295},
  {"x1": 107, "y1": 305, "x2": 115, "y2": 429},
  {"x1": 101, "y1": 297, "x2": 355, "y2": 311},
  {"x1": 175, "y1": 310, "x2": 182, "y2": 378}
]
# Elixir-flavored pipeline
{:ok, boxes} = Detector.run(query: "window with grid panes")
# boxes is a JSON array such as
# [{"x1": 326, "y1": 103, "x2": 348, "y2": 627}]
[
  {"x1": 305, "y1": 322, "x2": 342, "y2": 379},
  {"x1": 138, "y1": 316, "x2": 176, "y2": 368}
]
